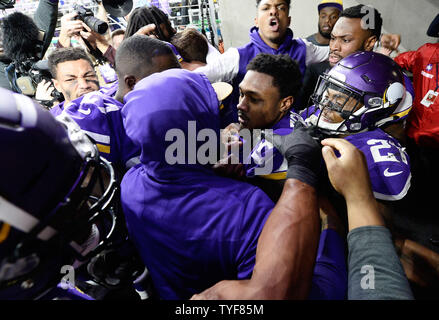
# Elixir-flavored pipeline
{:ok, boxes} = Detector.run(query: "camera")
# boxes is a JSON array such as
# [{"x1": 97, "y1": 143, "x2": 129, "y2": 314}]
[
  {"x1": 73, "y1": 4, "x2": 109, "y2": 35},
  {"x1": 9, "y1": 59, "x2": 64, "y2": 107},
  {"x1": 0, "y1": 0, "x2": 15, "y2": 10}
]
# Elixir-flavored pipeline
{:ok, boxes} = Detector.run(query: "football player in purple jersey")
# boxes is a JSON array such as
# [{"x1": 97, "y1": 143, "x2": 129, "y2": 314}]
[
  {"x1": 121, "y1": 65, "x2": 348, "y2": 300},
  {"x1": 304, "y1": 51, "x2": 412, "y2": 226},
  {"x1": 113, "y1": 35, "x2": 181, "y2": 105},
  {"x1": 217, "y1": 53, "x2": 303, "y2": 202}
]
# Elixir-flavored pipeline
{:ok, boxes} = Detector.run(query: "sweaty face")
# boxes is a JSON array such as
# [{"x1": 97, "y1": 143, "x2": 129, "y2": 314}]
[
  {"x1": 329, "y1": 17, "x2": 375, "y2": 67},
  {"x1": 53, "y1": 59, "x2": 99, "y2": 104},
  {"x1": 255, "y1": 0, "x2": 291, "y2": 49},
  {"x1": 319, "y1": 87, "x2": 363, "y2": 124},
  {"x1": 318, "y1": 7, "x2": 340, "y2": 38},
  {"x1": 238, "y1": 70, "x2": 288, "y2": 130}
]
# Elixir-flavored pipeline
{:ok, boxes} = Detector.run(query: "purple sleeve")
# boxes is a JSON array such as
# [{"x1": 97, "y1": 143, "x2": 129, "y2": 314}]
[
  {"x1": 308, "y1": 229, "x2": 348, "y2": 300},
  {"x1": 404, "y1": 74, "x2": 415, "y2": 99},
  {"x1": 50, "y1": 103, "x2": 64, "y2": 117},
  {"x1": 236, "y1": 188, "x2": 273, "y2": 279},
  {"x1": 60, "y1": 94, "x2": 140, "y2": 168}
]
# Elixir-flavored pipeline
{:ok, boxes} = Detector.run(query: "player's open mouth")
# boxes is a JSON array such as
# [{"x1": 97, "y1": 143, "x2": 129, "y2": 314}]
[
  {"x1": 329, "y1": 53, "x2": 342, "y2": 65},
  {"x1": 269, "y1": 18, "x2": 279, "y2": 32}
]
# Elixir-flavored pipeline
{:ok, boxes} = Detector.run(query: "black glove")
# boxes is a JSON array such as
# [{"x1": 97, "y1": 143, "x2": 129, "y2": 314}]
[{"x1": 273, "y1": 122, "x2": 323, "y2": 188}]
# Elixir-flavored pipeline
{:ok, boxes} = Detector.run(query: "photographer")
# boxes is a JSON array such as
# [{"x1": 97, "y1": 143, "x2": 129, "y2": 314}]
[
  {"x1": 57, "y1": 4, "x2": 114, "y2": 65},
  {"x1": 0, "y1": 0, "x2": 59, "y2": 93}
]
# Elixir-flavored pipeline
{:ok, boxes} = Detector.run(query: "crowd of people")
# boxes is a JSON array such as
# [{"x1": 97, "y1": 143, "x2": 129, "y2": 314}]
[{"x1": 0, "y1": 0, "x2": 438, "y2": 301}]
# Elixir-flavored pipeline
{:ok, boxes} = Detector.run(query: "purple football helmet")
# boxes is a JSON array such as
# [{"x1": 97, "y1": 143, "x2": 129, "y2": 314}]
[
  {"x1": 0, "y1": 88, "x2": 119, "y2": 299},
  {"x1": 307, "y1": 51, "x2": 409, "y2": 135}
]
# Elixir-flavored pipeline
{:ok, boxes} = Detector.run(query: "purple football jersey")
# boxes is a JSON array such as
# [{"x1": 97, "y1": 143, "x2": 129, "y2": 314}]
[
  {"x1": 121, "y1": 69, "x2": 275, "y2": 299},
  {"x1": 244, "y1": 111, "x2": 305, "y2": 180},
  {"x1": 98, "y1": 81, "x2": 119, "y2": 98},
  {"x1": 345, "y1": 128, "x2": 411, "y2": 201},
  {"x1": 53, "y1": 91, "x2": 140, "y2": 169},
  {"x1": 50, "y1": 101, "x2": 65, "y2": 118},
  {"x1": 302, "y1": 105, "x2": 411, "y2": 201}
]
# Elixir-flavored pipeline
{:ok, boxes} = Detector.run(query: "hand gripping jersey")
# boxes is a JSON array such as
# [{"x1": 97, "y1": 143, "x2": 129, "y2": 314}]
[
  {"x1": 345, "y1": 128, "x2": 411, "y2": 201},
  {"x1": 55, "y1": 91, "x2": 140, "y2": 170},
  {"x1": 244, "y1": 111, "x2": 306, "y2": 180}
]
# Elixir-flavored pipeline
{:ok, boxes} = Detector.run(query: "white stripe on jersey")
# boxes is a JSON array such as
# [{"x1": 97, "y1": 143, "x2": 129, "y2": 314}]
[
  {"x1": 97, "y1": 104, "x2": 121, "y2": 114},
  {"x1": 82, "y1": 130, "x2": 111, "y2": 144}
]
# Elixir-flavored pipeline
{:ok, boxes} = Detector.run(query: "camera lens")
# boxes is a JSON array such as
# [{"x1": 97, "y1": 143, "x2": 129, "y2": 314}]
[{"x1": 83, "y1": 16, "x2": 109, "y2": 34}]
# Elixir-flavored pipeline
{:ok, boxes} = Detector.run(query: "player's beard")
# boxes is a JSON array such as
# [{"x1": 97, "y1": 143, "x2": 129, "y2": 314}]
[{"x1": 318, "y1": 24, "x2": 332, "y2": 39}]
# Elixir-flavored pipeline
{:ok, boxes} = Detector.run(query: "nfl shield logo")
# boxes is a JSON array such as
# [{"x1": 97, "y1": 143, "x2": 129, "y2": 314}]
[{"x1": 426, "y1": 64, "x2": 433, "y2": 71}]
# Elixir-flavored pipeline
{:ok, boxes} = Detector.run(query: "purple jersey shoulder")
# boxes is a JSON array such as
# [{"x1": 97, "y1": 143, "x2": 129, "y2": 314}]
[
  {"x1": 345, "y1": 129, "x2": 411, "y2": 201},
  {"x1": 55, "y1": 91, "x2": 140, "y2": 168},
  {"x1": 244, "y1": 111, "x2": 303, "y2": 179}
]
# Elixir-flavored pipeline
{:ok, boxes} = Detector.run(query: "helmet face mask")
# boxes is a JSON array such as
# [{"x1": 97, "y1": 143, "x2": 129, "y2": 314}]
[
  {"x1": 0, "y1": 91, "x2": 120, "y2": 299},
  {"x1": 306, "y1": 51, "x2": 408, "y2": 136},
  {"x1": 310, "y1": 74, "x2": 367, "y2": 134},
  {"x1": 0, "y1": 155, "x2": 119, "y2": 300}
]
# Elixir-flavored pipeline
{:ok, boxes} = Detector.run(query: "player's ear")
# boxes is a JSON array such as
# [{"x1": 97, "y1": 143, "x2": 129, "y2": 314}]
[
  {"x1": 364, "y1": 35, "x2": 377, "y2": 52},
  {"x1": 124, "y1": 75, "x2": 137, "y2": 91},
  {"x1": 280, "y1": 96, "x2": 293, "y2": 113}
]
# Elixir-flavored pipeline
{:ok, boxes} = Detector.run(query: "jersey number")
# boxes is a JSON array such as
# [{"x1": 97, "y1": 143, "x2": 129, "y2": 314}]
[{"x1": 367, "y1": 139, "x2": 408, "y2": 164}]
